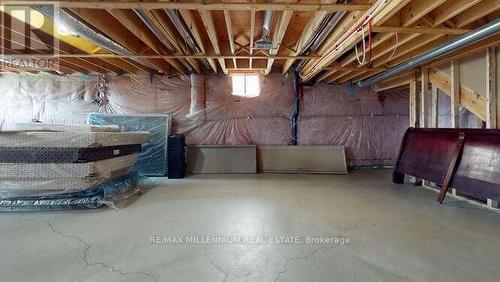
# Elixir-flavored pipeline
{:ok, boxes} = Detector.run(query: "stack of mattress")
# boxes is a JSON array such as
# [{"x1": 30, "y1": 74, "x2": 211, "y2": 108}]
[{"x1": 0, "y1": 123, "x2": 150, "y2": 211}]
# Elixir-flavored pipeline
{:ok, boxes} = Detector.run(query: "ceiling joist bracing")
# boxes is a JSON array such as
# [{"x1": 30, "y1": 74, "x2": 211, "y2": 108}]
[{"x1": 0, "y1": 0, "x2": 498, "y2": 81}]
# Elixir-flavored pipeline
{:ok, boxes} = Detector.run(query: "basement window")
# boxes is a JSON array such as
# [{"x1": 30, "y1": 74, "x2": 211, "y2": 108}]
[{"x1": 232, "y1": 74, "x2": 260, "y2": 97}]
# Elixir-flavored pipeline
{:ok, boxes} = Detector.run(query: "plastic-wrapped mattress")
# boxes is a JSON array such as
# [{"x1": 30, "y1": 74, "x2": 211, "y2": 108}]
[
  {"x1": 0, "y1": 154, "x2": 137, "y2": 179},
  {"x1": 0, "y1": 125, "x2": 150, "y2": 206},
  {"x1": 88, "y1": 113, "x2": 171, "y2": 176},
  {"x1": 0, "y1": 131, "x2": 150, "y2": 148},
  {"x1": 0, "y1": 173, "x2": 140, "y2": 211}
]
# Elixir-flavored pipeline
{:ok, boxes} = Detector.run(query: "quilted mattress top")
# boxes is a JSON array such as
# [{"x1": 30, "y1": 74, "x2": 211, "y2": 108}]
[{"x1": 0, "y1": 131, "x2": 150, "y2": 148}]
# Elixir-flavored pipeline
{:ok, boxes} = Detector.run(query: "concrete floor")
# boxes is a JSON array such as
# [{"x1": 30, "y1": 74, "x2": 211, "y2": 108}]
[{"x1": 1, "y1": 169, "x2": 500, "y2": 282}]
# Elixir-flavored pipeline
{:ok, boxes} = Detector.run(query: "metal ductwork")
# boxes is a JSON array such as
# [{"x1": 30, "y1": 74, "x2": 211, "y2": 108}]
[
  {"x1": 134, "y1": 9, "x2": 195, "y2": 72},
  {"x1": 36, "y1": 6, "x2": 157, "y2": 71},
  {"x1": 357, "y1": 19, "x2": 500, "y2": 88},
  {"x1": 133, "y1": 9, "x2": 175, "y2": 52},
  {"x1": 295, "y1": 11, "x2": 345, "y2": 71},
  {"x1": 164, "y1": 9, "x2": 201, "y2": 54},
  {"x1": 254, "y1": 10, "x2": 274, "y2": 50}
]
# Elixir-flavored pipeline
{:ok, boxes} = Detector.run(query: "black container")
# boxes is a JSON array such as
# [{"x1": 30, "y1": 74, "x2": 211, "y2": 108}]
[{"x1": 167, "y1": 134, "x2": 186, "y2": 179}]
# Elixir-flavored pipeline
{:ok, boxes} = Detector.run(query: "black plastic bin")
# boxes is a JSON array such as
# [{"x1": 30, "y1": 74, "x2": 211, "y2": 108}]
[{"x1": 167, "y1": 134, "x2": 186, "y2": 179}]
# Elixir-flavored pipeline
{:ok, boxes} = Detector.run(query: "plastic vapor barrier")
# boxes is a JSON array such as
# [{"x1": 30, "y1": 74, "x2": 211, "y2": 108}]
[{"x1": 0, "y1": 73, "x2": 411, "y2": 167}]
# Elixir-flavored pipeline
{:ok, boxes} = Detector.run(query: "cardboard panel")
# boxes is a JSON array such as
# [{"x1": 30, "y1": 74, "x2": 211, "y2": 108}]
[
  {"x1": 186, "y1": 145, "x2": 256, "y2": 174},
  {"x1": 257, "y1": 145, "x2": 347, "y2": 174}
]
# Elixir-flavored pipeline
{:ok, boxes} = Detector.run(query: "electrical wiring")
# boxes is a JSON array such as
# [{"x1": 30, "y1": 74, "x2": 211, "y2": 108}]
[
  {"x1": 304, "y1": 0, "x2": 389, "y2": 79},
  {"x1": 355, "y1": 27, "x2": 367, "y2": 65},
  {"x1": 388, "y1": 32, "x2": 399, "y2": 61}
]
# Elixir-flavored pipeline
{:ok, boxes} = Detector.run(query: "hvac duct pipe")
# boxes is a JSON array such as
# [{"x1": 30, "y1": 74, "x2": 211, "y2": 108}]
[
  {"x1": 189, "y1": 74, "x2": 206, "y2": 118},
  {"x1": 36, "y1": 6, "x2": 158, "y2": 70},
  {"x1": 295, "y1": 11, "x2": 345, "y2": 71},
  {"x1": 357, "y1": 19, "x2": 500, "y2": 88},
  {"x1": 262, "y1": 10, "x2": 273, "y2": 39},
  {"x1": 133, "y1": 9, "x2": 176, "y2": 52},
  {"x1": 164, "y1": 9, "x2": 201, "y2": 53},
  {"x1": 134, "y1": 9, "x2": 194, "y2": 72}
]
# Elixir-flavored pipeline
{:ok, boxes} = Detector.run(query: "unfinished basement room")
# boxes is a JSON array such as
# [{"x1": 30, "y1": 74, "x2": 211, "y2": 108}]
[{"x1": 0, "y1": 0, "x2": 499, "y2": 281}]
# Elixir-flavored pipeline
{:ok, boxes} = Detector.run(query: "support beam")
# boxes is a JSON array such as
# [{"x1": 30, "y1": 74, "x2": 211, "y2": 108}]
[
  {"x1": 249, "y1": 9, "x2": 256, "y2": 69},
  {"x1": 420, "y1": 68, "x2": 430, "y2": 127},
  {"x1": 409, "y1": 74, "x2": 419, "y2": 128},
  {"x1": 179, "y1": 10, "x2": 218, "y2": 73},
  {"x1": 2, "y1": 1, "x2": 371, "y2": 11},
  {"x1": 265, "y1": 10, "x2": 293, "y2": 75},
  {"x1": 223, "y1": 10, "x2": 237, "y2": 70},
  {"x1": 400, "y1": 0, "x2": 448, "y2": 27},
  {"x1": 431, "y1": 0, "x2": 482, "y2": 27},
  {"x1": 282, "y1": 9, "x2": 329, "y2": 74},
  {"x1": 199, "y1": 10, "x2": 227, "y2": 74},
  {"x1": 69, "y1": 8, "x2": 171, "y2": 73},
  {"x1": 431, "y1": 84, "x2": 439, "y2": 128},
  {"x1": 451, "y1": 61, "x2": 461, "y2": 128},
  {"x1": 486, "y1": 47, "x2": 497, "y2": 128},
  {"x1": 429, "y1": 68, "x2": 487, "y2": 121},
  {"x1": 106, "y1": 9, "x2": 187, "y2": 73},
  {"x1": 141, "y1": 10, "x2": 194, "y2": 73},
  {"x1": 372, "y1": 26, "x2": 470, "y2": 35},
  {"x1": 301, "y1": 0, "x2": 412, "y2": 81}
]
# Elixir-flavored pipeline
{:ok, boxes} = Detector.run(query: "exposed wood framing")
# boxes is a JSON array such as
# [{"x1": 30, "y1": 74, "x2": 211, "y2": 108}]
[
  {"x1": 3, "y1": 1, "x2": 371, "y2": 11},
  {"x1": 429, "y1": 68, "x2": 487, "y2": 122},
  {"x1": 431, "y1": 0, "x2": 482, "y2": 27},
  {"x1": 69, "y1": 8, "x2": 172, "y2": 73},
  {"x1": 400, "y1": 0, "x2": 448, "y2": 27},
  {"x1": 281, "y1": 7, "x2": 329, "y2": 74},
  {"x1": 371, "y1": 26, "x2": 469, "y2": 35},
  {"x1": 199, "y1": 10, "x2": 227, "y2": 74},
  {"x1": 265, "y1": 10, "x2": 293, "y2": 75},
  {"x1": 409, "y1": 73, "x2": 419, "y2": 127},
  {"x1": 223, "y1": 10, "x2": 238, "y2": 70},
  {"x1": 249, "y1": 9, "x2": 256, "y2": 69},
  {"x1": 140, "y1": 10, "x2": 196, "y2": 73},
  {"x1": 179, "y1": 10, "x2": 218, "y2": 73},
  {"x1": 450, "y1": 61, "x2": 460, "y2": 127},
  {"x1": 301, "y1": 0, "x2": 412, "y2": 81},
  {"x1": 420, "y1": 68, "x2": 429, "y2": 127},
  {"x1": 431, "y1": 84, "x2": 439, "y2": 128},
  {"x1": 1, "y1": 0, "x2": 498, "y2": 78},
  {"x1": 486, "y1": 47, "x2": 497, "y2": 128}
]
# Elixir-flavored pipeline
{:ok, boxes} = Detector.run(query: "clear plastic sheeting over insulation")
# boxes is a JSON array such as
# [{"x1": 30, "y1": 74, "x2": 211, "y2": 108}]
[{"x1": 0, "y1": 72, "x2": 409, "y2": 167}]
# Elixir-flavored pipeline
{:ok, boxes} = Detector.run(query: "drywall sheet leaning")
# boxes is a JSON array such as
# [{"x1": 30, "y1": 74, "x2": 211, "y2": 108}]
[
  {"x1": 186, "y1": 145, "x2": 257, "y2": 174},
  {"x1": 88, "y1": 114, "x2": 171, "y2": 177},
  {"x1": 257, "y1": 145, "x2": 347, "y2": 174}
]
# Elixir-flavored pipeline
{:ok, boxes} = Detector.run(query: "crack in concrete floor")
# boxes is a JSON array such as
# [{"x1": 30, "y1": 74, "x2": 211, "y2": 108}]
[
  {"x1": 47, "y1": 221, "x2": 158, "y2": 282},
  {"x1": 273, "y1": 245, "x2": 337, "y2": 282}
]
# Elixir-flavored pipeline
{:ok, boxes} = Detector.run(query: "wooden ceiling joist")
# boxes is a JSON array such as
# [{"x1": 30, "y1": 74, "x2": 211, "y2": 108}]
[
  {"x1": 265, "y1": 10, "x2": 293, "y2": 75},
  {"x1": 301, "y1": 0, "x2": 412, "y2": 81},
  {"x1": 179, "y1": 10, "x2": 218, "y2": 73},
  {"x1": 372, "y1": 26, "x2": 470, "y2": 35},
  {"x1": 1, "y1": 0, "x2": 497, "y2": 79},
  {"x1": 3, "y1": 1, "x2": 371, "y2": 12},
  {"x1": 223, "y1": 10, "x2": 238, "y2": 70},
  {"x1": 199, "y1": 10, "x2": 228, "y2": 74},
  {"x1": 281, "y1": 6, "x2": 330, "y2": 74},
  {"x1": 70, "y1": 8, "x2": 172, "y2": 73}
]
